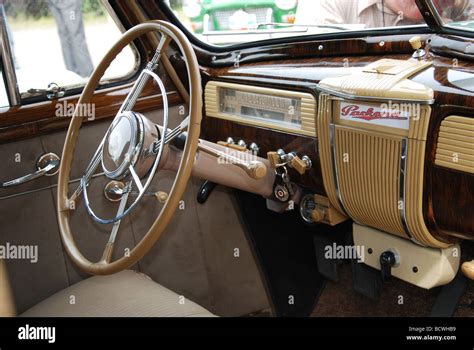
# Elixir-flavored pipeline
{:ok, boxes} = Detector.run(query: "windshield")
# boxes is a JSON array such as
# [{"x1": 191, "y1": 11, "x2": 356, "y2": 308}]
[
  {"x1": 166, "y1": 0, "x2": 431, "y2": 46},
  {"x1": 430, "y1": 0, "x2": 474, "y2": 32}
]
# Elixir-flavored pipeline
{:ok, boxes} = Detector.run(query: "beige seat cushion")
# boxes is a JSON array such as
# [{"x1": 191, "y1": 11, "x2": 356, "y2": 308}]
[{"x1": 21, "y1": 270, "x2": 215, "y2": 317}]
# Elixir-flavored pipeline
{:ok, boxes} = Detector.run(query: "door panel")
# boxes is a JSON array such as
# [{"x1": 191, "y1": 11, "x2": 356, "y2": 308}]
[{"x1": 0, "y1": 140, "x2": 68, "y2": 313}]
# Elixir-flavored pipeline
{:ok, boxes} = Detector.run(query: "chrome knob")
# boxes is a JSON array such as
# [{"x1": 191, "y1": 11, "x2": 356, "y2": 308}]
[
  {"x1": 238, "y1": 139, "x2": 247, "y2": 148},
  {"x1": 302, "y1": 155, "x2": 312, "y2": 169},
  {"x1": 249, "y1": 142, "x2": 259, "y2": 155}
]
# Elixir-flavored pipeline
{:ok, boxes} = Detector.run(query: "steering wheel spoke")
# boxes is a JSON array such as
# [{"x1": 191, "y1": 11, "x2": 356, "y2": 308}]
[
  {"x1": 129, "y1": 166, "x2": 144, "y2": 194},
  {"x1": 69, "y1": 142, "x2": 104, "y2": 203},
  {"x1": 100, "y1": 181, "x2": 132, "y2": 264},
  {"x1": 120, "y1": 34, "x2": 169, "y2": 114},
  {"x1": 151, "y1": 115, "x2": 189, "y2": 154}
]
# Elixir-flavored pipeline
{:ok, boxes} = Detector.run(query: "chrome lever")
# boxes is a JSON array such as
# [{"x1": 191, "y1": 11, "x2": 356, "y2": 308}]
[
  {"x1": 0, "y1": 153, "x2": 60, "y2": 188},
  {"x1": 27, "y1": 83, "x2": 65, "y2": 100}
]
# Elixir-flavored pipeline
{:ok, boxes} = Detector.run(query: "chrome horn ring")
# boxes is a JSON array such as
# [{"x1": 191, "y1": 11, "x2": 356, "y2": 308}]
[{"x1": 82, "y1": 68, "x2": 169, "y2": 225}]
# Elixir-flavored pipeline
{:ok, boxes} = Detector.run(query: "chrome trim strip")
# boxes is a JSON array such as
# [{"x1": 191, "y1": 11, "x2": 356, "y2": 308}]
[
  {"x1": 329, "y1": 122, "x2": 348, "y2": 216},
  {"x1": 400, "y1": 138, "x2": 426, "y2": 247},
  {"x1": 0, "y1": 5, "x2": 20, "y2": 106},
  {"x1": 101, "y1": 0, "x2": 127, "y2": 33},
  {"x1": 399, "y1": 137, "x2": 412, "y2": 240},
  {"x1": 425, "y1": 0, "x2": 444, "y2": 27},
  {"x1": 317, "y1": 85, "x2": 435, "y2": 105}
]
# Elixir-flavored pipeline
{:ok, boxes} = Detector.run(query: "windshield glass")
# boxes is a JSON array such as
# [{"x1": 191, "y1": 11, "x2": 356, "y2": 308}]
[
  {"x1": 430, "y1": 0, "x2": 474, "y2": 32},
  {"x1": 166, "y1": 0, "x2": 429, "y2": 46}
]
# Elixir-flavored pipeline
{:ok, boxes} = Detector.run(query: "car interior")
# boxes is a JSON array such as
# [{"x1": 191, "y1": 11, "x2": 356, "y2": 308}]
[{"x1": 0, "y1": 0, "x2": 473, "y2": 322}]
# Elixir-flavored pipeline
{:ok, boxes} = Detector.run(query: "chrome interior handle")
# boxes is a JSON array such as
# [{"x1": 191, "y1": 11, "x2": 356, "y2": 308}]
[{"x1": 0, "y1": 153, "x2": 60, "y2": 188}]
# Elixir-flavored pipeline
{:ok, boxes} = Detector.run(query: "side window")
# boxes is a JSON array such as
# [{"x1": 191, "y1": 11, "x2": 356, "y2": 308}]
[{"x1": 3, "y1": 0, "x2": 137, "y2": 99}]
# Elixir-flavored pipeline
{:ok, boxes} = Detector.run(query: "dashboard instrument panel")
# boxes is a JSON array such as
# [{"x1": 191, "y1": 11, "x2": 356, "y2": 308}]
[{"x1": 205, "y1": 81, "x2": 317, "y2": 137}]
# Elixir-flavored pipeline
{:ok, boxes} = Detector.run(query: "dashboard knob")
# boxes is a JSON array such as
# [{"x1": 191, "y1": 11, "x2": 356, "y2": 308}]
[
  {"x1": 302, "y1": 155, "x2": 312, "y2": 169},
  {"x1": 291, "y1": 155, "x2": 309, "y2": 175},
  {"x1": 247, "y1": 161, "x2": 267, "y2": 180},
  {"x1": 461, "y1": 260, "x2": 474, "y2": 280},
  {"x1": 310, "y1": 208, "x2": 325, "y2": 223},
  {"x1": 249, "y1": 142, "x2": 259, "y2": 155},
  {"x1": 409, "y1": 36, "x2": 426, "y2": 59},
  {"x1": 238, "y1": 139, "x2": 247, "y2": 148},
  {"x1": 154, "y1": 191, "x2": 169, "y2": 204},
  {"x1": 277, "y1": 149, "x2": 286, "y2": 158},
  {"x1": 409, "y1": 36, "x2": 422, "y2": 50},
  {"x1": 267, "y1": 151, "x2": 281, "y2": 169}
]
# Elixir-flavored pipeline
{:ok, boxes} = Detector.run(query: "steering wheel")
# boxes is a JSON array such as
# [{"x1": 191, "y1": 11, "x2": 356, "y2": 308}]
[{"x1": 57, "y1": 21, "x2": 202, "y2": 275}]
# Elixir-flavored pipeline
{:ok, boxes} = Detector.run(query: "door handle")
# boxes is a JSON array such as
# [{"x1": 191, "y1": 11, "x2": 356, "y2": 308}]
[{"x1": 0, "y1": 153, "x2": 60, "y2": 188}]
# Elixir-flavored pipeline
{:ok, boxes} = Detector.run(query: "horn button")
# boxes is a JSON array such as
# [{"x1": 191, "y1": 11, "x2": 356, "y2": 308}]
[{"x1": 102, "y1": 111, "x2": 159, "y2": 180}]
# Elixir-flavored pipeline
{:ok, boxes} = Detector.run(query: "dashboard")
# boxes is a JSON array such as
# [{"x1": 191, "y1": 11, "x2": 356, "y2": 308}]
[{"x1": 200, "y1": 52, "x2": 474, "y2": 290}]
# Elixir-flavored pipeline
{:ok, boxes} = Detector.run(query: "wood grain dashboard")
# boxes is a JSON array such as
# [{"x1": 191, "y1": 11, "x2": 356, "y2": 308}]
[{"x1": 200, "y1": 53, "x2": 474, "y2": 244}]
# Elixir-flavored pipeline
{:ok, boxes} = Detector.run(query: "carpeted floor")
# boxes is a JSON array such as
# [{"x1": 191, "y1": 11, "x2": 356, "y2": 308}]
[{"x1": 311, "y1": 262, "x2": 474, "y2": 317}]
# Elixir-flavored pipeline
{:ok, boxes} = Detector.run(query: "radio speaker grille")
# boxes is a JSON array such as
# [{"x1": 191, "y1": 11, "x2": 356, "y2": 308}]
[
  {"x1": 335, "y1": 127, "x2": 406, "y2": 237},
  {"x1": 435, "y1": 116, "x2": 474, "y2": 174}
]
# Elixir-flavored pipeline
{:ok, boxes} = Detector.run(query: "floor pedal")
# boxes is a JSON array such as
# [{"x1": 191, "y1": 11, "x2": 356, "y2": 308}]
[
  {"x1": 313, "y1": 234, "x2": 340, "y2": 282},
  {"x1": 430, "y1": 272, "x2": 468, "y2": 317},
  {"x1": 351, "y1": 259, "x2": 381, "y2": 300}
]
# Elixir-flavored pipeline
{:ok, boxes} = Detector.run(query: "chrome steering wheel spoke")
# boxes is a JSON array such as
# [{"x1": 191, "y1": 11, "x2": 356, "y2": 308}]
[
  {"x1": 120, "y1": 34, "x2": 168, "y2": 114},
  {"x1": 69, "y1": 142, "x2": 104, "y2": 203},
  {"x1": 100, "y1": 181, "x2": 132, "y2": 264},
  {"x1": 129, "y1": 165, "x2": 144, "y2": 194},
  {"x1": 152, "y1": 115, "x2": 189, "y2": 154}
]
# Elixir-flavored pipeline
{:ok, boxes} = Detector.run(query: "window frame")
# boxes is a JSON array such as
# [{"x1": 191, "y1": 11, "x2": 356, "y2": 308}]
[
  {"x1": 417, "y1": 0, "x2": 474, "y2": 38},
  {"x1": 0, "y1": 0, "x2": 143, "y2": 107},
  {"x1": 0, "y1": 4, "x2": 20, "y2": 107},
  {"x1": 157, "y1": 0, "x2": 438, "y2": 53}
]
